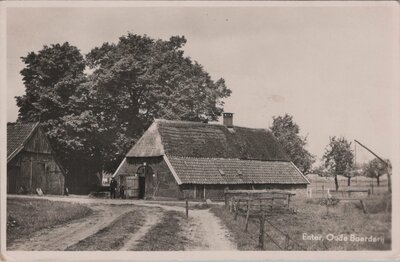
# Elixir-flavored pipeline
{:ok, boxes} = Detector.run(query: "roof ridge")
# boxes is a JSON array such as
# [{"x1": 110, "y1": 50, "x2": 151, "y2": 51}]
[
  {"x1": 7, "y1": 121, "x2": 39, "y2": 125},
  {"x1": 167, "y1": 155, "x2": 290, "y2": 162},
  {"x1": 154, "y1": 118, "x2": 271, "y2": 131}
]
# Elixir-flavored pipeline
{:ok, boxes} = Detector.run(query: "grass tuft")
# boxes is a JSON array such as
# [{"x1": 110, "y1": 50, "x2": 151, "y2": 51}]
[
  {"x1": 66, "y1": 209, "x2": 146, "y2": 251},
  {"x1": 134, "y1": 210, "x2": 192, "y2": 251},
  {"x1": 7, "y1": 198, "x2": 93, "y2": 245}
]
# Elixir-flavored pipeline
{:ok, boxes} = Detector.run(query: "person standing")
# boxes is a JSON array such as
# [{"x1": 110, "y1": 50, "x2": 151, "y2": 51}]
[
  {"x1": 110, "y1": 178, "x2": 117, "y2": 199},
  {"x1": 120, "y1": 185, "x2": 125, "y2": 199}
]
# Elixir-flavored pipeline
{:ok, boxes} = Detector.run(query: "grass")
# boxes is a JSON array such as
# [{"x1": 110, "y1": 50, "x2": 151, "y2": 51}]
[
  {"x1": 307, "y1": 175, "x2": 389, "y2": 196},
  {"x1": 7, "y1": 198, "x2": 93, "y2": 245},
  {"x1": 134, "y1": 210, "x2": 192, "y2": 251},
  {"x1": 66, "y1": 209, "x2": 146, "y2": 251},
  {"x1": 211, "y1": 194, "x2": 391, "y2": 251}
]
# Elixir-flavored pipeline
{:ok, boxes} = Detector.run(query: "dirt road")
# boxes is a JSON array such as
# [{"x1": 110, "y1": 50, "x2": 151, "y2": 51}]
[
  {"x1": 7, "y1": 195, "x2": 236, "y2": 251},
  {"x1": 8, "y1": 204, "x2": 135, "y2": 251}
]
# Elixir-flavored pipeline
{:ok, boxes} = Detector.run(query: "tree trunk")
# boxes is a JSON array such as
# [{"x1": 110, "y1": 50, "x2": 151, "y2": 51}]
[
  {"x1": 377, "y1": 176, "x2": 380, "y2": 187},
  {"x1": 334, "y1": 175, "x2": 339, "y2": 192},
  {"x1": 348, "y1": 177, "x2": 351, "y2": 186}
]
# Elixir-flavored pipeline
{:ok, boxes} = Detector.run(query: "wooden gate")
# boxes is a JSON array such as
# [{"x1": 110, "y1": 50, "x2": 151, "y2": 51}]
[{"x1": 125, "y1": 175, "x2": 139, "y2": 198}]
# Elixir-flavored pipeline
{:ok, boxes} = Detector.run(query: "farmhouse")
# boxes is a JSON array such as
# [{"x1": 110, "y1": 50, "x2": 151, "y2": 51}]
[
  {"x1": 113, "y1": 113, "x2": 309, "y2": 200},
  {"x1": 7, "y1": 122, "x2": 65, "y2": 195}
]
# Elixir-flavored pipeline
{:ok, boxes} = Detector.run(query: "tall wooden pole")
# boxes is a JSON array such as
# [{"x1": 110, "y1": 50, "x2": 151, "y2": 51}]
[{"x1": 354, "y1": 140, "x2": 391, "y2": 193}]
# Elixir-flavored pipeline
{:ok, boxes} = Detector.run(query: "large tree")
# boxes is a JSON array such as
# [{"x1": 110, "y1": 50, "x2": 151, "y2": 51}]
[
  {"x1": 270, "y1": 114, "x2": 315, "y2": 174},
  {"x1": 16, "y1": 43, "x2": 104, "y2": 191},
  {"x1": 322, "y1": 136, "x2": 354, "y2": 191},
  {"x1": 16, "y1": 34, "x2": 232, "y2": 192},
  {"x1": 363, "y1": 158, "x2": 391, "y2": 187},
  {"x1": 85, "y1": 34, "x2": 231, "y2": 171}
]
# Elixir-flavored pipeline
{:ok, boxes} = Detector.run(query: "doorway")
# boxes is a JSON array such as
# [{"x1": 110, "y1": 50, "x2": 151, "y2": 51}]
[
  {"x1": 138, "y1": 175, "x2": 145, "y2": 199},
  {"x1": 136, "y1": 165, "x2": 153, "y2": 199},
  {"x1": 7, "y1": 166, "x2": 18, "y2": 193}
]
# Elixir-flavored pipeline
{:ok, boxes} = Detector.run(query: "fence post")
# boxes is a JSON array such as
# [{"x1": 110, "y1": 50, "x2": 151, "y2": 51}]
[
  {"x1": 360, "y1": 200, "x2": 368, "y2": 214},
  {"x1": 371, "y1": 181, "x2": 374, "y2": 194},
  {"x1": 186, "y1": 200, "x2": 189, "y2": 218},
  {"x1": 245, "y1": 200, "x2": 251, "y2": 232},
  {"x1": 310, "y1": 188, "x2": 312, "y2": 198},
  {"x1": 225, "y1": 192, "x2": 228, "y2": 208},
  {"x1": 258, "y1": 213, "x2": 265, "y2": 250},
  {"x1": 322, "y1": 185, "x2": 325, "y2": 198},
  {"x1": 287, "y1": 195, "x2": 291, "y2": 208},
  {"x1": 368, "y1": 189, "x2": 371, "y2": 197},
  {"x1": 284, "y1": 235, "x2": 289, "y2": 250},
  {"x1": 234, "y1": 199, "x2": 239, "y2": 221}
]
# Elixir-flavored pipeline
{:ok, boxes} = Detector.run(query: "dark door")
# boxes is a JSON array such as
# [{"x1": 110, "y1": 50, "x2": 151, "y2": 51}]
[
  {"x1": 138, "y1": 176, "x2": 145, "y2": 199},
  {"x1": 136, "y1": 165, "x2": 154, "y2": 200},
  {"x1": 7, "y1": 167, "x2": 18, "y2": 193},
  {"x1": 32, "y1": 162, "x2": 46, "y2": 192}
]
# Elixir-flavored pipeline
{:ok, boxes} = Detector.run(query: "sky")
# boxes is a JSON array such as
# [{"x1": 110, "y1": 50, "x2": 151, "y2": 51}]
[{"x1": 6, "y1": 4, "x2": 398, "y2": 165}]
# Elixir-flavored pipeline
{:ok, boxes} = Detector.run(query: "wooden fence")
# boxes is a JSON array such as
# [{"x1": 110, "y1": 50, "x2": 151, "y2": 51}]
[
  {"x1": 224, "y1": 189, "x2": 306, "y2": 250},
  {"x1": 307, "y1": 186, "x2": 371, "y2": 199}
]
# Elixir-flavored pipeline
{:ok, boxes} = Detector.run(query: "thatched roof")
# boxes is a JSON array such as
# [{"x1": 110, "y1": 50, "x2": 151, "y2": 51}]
[
  {"x1": 126, "y1": 119, "x2": 289, "y2": 161},
  {"x1": 7, "y1": 122, "x2": 39, "y2": 161}
]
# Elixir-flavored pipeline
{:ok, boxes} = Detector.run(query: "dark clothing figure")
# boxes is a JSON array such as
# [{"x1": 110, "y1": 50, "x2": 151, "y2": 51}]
[
  {"x1": 120, "y1": 185, "x2": 125, "y2": 199},
  {"x1": 110, "y1": 178, "x2": 118, "y2": 199}
]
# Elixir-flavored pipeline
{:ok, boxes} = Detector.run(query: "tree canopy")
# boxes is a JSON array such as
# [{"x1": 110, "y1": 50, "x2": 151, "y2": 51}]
[
  {"x1": 363, "y1": 158, "x2": 391, "y2": 186},
  {"x1": 322, "y1": 136, "x2": 354, "y2": 190},
  {"x1": 16, "y1": 34, "x2": 232, "y2": 191},
  {"x1": 270, "y1": 114, "x2": 315, "y2": 174}
]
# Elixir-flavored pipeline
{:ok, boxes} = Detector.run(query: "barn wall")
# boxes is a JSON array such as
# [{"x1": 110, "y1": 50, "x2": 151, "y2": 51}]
[
  {"x1": 114, "y1": 157, "x2": 307, "y2": 200},
  {"x1": 180, "y1": 183, "x2": 307, "y2": 201},
  {"x1": 7, "y1": 151, "x2": 64, "y2": 195},
  {"x1": 23, "y1": 126, "x2": 52, "y2": 154},
  {"x1": 115, "y1": 157, "x2": 182, "y2": 200}
]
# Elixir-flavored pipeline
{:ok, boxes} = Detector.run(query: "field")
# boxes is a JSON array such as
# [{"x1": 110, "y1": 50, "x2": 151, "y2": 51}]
[
  {"x1": 306, "y1": 174, "x2": 389, "y2": 198},
  {"x1": 211, "y1": 194, "x2": 391, "y2": 250}
]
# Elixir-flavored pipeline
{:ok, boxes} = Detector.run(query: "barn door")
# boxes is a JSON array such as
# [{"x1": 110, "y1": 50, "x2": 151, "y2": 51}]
[
  {"x1": 136, "y1": 165, "x2": 154, "y2": 199},
  {"x1": 7, "y1": 166, "x2": 18, "y2": 193},
  {"x1": 32, "y1": 162, "x2": 46, "y2": 192}
]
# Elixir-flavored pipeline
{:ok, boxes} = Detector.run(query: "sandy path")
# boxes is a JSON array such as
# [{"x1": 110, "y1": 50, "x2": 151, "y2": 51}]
[
  {"x1": 131, "y1": 202, "x2": 237, "y2": 250},
  {"x1": 120, "y1": 208, "x2": 163, "y2": 251},
  {"x1": 8, "y1": 204, "x2": 134, "y2": 251},
  {"x1": 8, "y1": 195, "x2": 236, "y2": 251},
  {"x1": 184, "y1": 209, "x2": 236, "y2": 250}
]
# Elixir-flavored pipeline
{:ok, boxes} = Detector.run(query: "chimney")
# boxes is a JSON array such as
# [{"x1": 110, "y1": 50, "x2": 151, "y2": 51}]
[{"x1": 223, "y1": 112, "x2": 234, "y2": 128}]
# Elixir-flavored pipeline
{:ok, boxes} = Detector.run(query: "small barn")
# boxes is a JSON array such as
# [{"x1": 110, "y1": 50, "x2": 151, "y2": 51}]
[
  {"x1": 113, "y1": 113, "x2": 309, "y2": 200},
  {"x1": 7, "y1": 122, "x2": 65, "y2": 194}
]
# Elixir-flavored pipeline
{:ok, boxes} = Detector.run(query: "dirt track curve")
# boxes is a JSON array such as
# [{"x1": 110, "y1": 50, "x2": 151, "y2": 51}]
[{"x1": 7, "y1": 195, "x2": 236, "y2": 251}]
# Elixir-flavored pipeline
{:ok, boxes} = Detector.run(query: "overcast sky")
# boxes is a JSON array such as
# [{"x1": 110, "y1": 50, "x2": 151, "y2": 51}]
[{"x1": 6, "y1": 4, "x2": 398, "y2": 164}]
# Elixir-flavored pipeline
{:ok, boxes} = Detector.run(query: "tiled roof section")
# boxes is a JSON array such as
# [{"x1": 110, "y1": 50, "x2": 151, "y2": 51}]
[
  {"x1": 168, "y1": 156, "x2": 309, "y2": 185},
  {"x1": 127, "y1": 119, "x2": 289, "y2": 161},
  {"x1": 7, "y1": 122, "x2": 39, "y2": 158}
]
